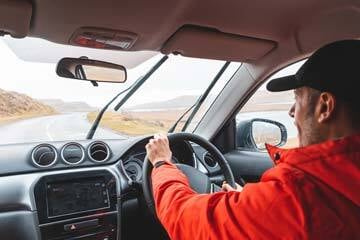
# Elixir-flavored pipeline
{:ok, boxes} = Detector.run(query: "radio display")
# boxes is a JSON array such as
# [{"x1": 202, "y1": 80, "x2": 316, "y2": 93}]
[{"x1": 46, "y1": 177, "x2": 110, "y2": 218}]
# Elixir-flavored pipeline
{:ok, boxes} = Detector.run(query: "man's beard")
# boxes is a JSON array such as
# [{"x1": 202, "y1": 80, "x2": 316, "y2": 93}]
[{"x1": 299, "y1": 114, "x2": 323, "y2": 147}]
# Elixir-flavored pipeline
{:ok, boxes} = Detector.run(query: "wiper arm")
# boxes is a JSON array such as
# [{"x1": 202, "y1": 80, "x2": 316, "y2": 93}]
[
  {"x1": 168, "y1": 99, "x2": 200, "y2": 133},
  {"x1": 86, "y1": 55, "x2": 169, "y2": 139},
  {"x1": 114, "y1": 55, "x2": 168, "y2": 111},
  {"x1": 181, "y1": 61, "x2": 230, "y2": 132},
  {"x1": 86, "y1": 79, "x2": 139, "y2": 139}
]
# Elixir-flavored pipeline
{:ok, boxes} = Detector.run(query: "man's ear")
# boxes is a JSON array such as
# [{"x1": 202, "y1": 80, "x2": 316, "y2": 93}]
[{"x1": 317, "y1": 92, "x2": 336, "y2": 123}]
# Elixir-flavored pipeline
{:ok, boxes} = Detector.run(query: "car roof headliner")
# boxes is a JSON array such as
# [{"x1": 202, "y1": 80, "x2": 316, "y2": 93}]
[
  {"x1": 2, "y1": 37, "x2": 157, "y2": 69},
  {"x1": 1, "y1": 0, "x2": 360, "y2": 67}
]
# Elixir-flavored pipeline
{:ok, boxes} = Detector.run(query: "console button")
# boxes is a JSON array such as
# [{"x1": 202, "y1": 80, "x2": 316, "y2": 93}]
[{"x1": 64, "y1": 219, "x2": 99, "y2": 232}]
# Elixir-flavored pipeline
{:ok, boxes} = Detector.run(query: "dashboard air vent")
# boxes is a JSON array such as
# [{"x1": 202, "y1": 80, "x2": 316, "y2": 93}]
[
  {"x1": 88, "y1": 141, "x2": 110, "y2": 162},
  {"x1": 61, "y1": 143, "x2": 85, "y2": 165},
  {"x1": 32, "y1": 144, "x2": 57, "y2": 167},
  {"x1": 203, "y1": 152, "x2": 217, "y2": 168}
]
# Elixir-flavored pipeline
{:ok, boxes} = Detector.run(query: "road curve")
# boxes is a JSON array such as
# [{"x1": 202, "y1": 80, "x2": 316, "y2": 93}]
[{"x1": 0, "y1": 112, "x2": 125, "y2": 145}]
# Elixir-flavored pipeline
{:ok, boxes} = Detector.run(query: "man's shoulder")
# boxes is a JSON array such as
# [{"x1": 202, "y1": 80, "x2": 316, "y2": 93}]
[
  {"x1": 260, "y1": 163, "x2": 308, "y2": 188},
  {"x1": 240, "y1": 163, "x2": 307, "y2": 201}
]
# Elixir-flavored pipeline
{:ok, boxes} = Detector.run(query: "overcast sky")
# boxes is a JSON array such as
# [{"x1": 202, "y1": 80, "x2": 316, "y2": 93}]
[
  {"x1": 0, "y1": 37, "x2": 242, "y2": 109},
  {"x1": 0, "y1": 36, "x2": 303, "y2": 110}
]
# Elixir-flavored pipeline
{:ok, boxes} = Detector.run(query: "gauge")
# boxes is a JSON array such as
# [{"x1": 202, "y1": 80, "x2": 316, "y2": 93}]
[
  {"x1": 123, "y1": 151, "x2": 180, "y2": 182},
  {"x1": 124, "y1": 158, "x2": 143, "y2": 182}
]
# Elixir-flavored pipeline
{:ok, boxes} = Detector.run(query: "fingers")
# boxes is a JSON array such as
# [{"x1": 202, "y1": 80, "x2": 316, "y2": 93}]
[
  {"x1": 146, "y1": 133, "x2": 172, "y2": 166},
  {"x1": 152, "y1": 133, "x2": 169, "y2": 146},
  {"x1": 222, "y1": 182, "x2": 243, "y2": 192},
  {"x1": 222, "y1": 182, "x2": 235, "y2": 192},
  {"x1": 234, "y1": 183, "x2": 243, "y2": 192},
  {"x1": 154, "y1": 132, "x2": 168, "y2": 139}
]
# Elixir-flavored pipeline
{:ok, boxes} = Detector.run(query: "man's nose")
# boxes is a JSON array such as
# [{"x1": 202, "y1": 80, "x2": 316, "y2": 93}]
[{"x1": 289, "y1": 104, "x2": 295, "y2": 118}]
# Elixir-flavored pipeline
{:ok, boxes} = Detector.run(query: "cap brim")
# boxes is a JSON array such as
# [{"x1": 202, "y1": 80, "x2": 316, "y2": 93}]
[{"x1": 266, "y1": 75, "x2": 303, "y2": 92}]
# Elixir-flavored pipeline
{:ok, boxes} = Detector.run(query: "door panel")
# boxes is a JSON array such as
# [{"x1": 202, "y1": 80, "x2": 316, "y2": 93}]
[{"x1": 224, "y1": 150, "x2": 273, "y2": 183}]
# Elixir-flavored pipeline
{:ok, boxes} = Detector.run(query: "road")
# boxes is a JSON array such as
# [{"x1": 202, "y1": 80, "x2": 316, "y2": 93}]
[{"x1": 0, "y1": 113, "x2": 125, "y2": 145}]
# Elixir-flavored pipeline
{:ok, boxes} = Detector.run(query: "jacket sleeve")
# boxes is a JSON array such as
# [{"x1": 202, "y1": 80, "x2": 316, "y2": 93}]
[{"x1": 152, "y1": 163, "x2": 305, "y2": 240}]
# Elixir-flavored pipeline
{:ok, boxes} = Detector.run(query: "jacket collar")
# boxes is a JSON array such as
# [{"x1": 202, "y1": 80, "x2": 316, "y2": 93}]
[
  {"x1": 266, "y1": 134, "x2": 360, "y2": 206},
  {"x1": 266, "y1": 134, "x2": 360, "y2": 165}
]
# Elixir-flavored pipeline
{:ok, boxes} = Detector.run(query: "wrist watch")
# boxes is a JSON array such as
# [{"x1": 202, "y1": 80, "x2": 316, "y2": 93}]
[{"x1": 154, "y1": 160, "x2": 167, "y2": 168}]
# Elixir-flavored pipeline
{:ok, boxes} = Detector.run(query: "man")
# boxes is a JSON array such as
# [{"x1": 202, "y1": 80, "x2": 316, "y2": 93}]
[{"x1": 145, "y1": 40, "x2": 360, "y2": 239}]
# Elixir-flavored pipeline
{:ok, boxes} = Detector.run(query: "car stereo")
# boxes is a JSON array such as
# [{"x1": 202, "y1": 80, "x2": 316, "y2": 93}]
[
  {"x1": 34, "y1": 170, "x2": 118, "y2": 240},
  {"x1": 46, "y1": 177, "x2": 110, "y2": 218}
]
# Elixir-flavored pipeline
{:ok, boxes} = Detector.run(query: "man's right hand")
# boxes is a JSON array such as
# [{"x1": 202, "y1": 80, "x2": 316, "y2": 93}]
[{"x1": 222, "y1": 182, "x2": 243, "y2": 192}]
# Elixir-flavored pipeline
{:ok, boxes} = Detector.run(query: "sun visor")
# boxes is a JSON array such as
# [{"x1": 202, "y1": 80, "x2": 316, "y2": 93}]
[
  {"x1": 0, "y1": 0, "x2": 32, "y2": 38},
  {"x1": 161, "y1": 26, "x2": 276, "y2": 62}
]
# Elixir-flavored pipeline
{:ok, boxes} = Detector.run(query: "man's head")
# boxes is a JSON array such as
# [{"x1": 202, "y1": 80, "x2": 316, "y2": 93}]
[{"x1": 267, "y1": 40, "x2": 360, "y2": 147}]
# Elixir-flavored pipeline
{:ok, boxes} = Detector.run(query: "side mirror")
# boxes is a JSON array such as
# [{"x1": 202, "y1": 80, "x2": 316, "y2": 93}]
[
  {"x1": 237, "y1": 118, "x2": 287, "y2": 151},
  {"x1": 56, "y1": 57, "x2": 127, "y2": 84}
]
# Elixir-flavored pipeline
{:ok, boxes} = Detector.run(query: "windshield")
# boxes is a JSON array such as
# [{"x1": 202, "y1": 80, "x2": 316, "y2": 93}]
[{"x1": 0, "y1": 37, "x2": 240, "y2": 145}]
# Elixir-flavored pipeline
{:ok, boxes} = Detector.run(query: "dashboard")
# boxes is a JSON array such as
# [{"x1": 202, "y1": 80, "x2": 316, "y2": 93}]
[
  {"x1": 122, "y1": 139, "x2": 197, "y2": 182},
  {"x1": 0, "y1": 136, "x2": 221, "y2": 240}
]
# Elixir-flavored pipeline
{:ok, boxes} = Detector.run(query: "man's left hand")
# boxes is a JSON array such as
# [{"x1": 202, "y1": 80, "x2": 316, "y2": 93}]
[{"x1": 145, "y1": 133, "x2": 172, "y2": 166}]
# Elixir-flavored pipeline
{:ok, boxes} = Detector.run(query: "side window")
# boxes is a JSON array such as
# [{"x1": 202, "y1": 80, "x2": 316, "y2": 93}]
[{"x1": 236, "y1": 60, "x2": 306, "y2": 151}]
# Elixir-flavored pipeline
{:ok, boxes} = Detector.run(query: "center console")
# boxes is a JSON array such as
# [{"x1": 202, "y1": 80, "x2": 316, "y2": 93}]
[{"x1": 34, "y1": 170, "x2": 119, "y2": 240}]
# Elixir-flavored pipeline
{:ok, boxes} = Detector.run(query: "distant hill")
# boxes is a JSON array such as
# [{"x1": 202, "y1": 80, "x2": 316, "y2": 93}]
[
  {"x1": 125, "y1": 91, "x2": 293, "y2": 113},
  {"x1": 0, "y1": 89, "x2": 55, "y2": 117},
  {"x1": 40, "y1": 99, "x2": 97, "y2": 113},
  {"x1": 241, "y1": 90, "x2": 293, "y2": 112},
  {"x1": 126, "y1": 95, "x2": 198, "y2": 111}
]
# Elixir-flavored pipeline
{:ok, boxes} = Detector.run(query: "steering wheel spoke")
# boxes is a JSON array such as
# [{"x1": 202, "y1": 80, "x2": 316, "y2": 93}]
[
  {"x1": 210, "y1": 183, "x2": 223, "y2": 193},
  {"x1": 209, "y1": 174, "x2": 225, "y2": 185}
]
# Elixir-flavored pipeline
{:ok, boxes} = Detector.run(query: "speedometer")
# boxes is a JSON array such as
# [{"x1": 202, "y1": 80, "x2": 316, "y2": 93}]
[{"x1": 124, "y1": 158, "x2": 143, "y2": 182}]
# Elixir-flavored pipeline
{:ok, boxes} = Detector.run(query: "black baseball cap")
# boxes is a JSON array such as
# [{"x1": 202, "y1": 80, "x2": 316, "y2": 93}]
[{"x1": 266, "y1": 39, "x2": 360, "y2": 104}]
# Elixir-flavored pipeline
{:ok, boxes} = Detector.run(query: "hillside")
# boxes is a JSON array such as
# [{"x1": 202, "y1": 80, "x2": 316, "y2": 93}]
[
  {"x1": 88, "y1": 91, "x2": 294, "y2": 136},
  {"x1": 126, "y1": 95, "x2": 198, "y2": 111},
  {"x1": 241, "y1": 90, "x2": 293, "y2": 112},
  {"x1": 0, "y1": 89, "x2": 55, "y2": 119},
  {"x1": 40, "y1": 99, "x2": 97, "y2": 113},
  {"x1": 126, "y1": 91, "x2": 293, "y2": 112}
]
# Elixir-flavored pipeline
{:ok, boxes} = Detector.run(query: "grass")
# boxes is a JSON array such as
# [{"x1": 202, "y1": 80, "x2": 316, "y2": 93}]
[{"x1": 87, "y1": 111, "x2": 171, "y2": 136}]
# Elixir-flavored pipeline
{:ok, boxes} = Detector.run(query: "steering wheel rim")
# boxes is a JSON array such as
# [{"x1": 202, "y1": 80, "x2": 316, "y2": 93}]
[{"x1": 142, "y1": 132, "x2": 237, "y2": 216}]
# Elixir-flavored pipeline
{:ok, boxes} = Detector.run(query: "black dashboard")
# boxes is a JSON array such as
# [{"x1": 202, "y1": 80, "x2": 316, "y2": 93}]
[{"x1": 0, "y1": 136, "x2": 220, "y2": 240}]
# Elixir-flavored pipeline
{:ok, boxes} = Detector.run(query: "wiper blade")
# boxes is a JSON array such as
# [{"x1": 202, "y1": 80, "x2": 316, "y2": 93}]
[
  {"x1": 86, "y1": 79, "x2": 139, "y2": 139},
  {"x1": 181, "y1": 61, "x2": 230, "y2": 132},
  {"x1": 86, "y1": 55, "x2": 169, "y2": 139},
  {"x1": 168, "y1": 99, "x2": 200, "y2": 133},
  {"x1": 114, "y1": 55, "x2": 168, "y2": 111}
]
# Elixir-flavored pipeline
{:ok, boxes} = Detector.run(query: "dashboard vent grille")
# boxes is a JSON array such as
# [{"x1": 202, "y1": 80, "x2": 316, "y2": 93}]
[
  {"x1": 203, "y1": 152, "x2": 217, "y2": 168},
  {"x1": 88, "y1": 141, "x2": 110, "y2": 162},
  {"x1": 61, "y1": 143, "x2": 84, "y2": 165},
  {"x1": 32, "y1": 144, "x2": 57, "y2": 167}
]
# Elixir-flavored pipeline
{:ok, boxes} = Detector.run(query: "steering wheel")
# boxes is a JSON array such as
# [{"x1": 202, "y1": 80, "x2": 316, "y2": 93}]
[{"x1": 142, "y1": 132, "x2": 240, "y2": 216}]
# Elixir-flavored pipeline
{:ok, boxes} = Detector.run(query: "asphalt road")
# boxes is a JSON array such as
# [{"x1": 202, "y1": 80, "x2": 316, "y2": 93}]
[{"x1": 0, "y1": 113, "x2": 125, "y2": 145}]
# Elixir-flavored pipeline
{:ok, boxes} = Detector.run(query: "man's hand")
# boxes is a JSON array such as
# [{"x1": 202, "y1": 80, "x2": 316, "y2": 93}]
[
  {"x1": 145, "y1": 133, "x2": 172, "y2": 166},
  {"x1": 222, "y1": 181, "x2": 243, "y2": 192}
]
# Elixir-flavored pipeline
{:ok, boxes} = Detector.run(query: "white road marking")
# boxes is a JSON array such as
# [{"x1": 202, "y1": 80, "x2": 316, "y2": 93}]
[{"x1": 46, "y1": 118, "x2": 59, "y2": 141}]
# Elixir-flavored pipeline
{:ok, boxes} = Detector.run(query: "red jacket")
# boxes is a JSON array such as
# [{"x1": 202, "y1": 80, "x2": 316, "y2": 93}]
[{"x1": 152, "y1": 135, "x2": 360, "y2": 240}]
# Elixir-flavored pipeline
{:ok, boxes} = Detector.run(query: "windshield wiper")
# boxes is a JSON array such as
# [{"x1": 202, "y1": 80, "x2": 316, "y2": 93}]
[
  {"x1": 86, "y1": 55, "x2": 168, "y2": 139},
  {"x1": 180, "y1": 61, "x2": 230, "y2": 132},
  {"x1": 114, "y1": 55, "x2": 168, "y2": 111},
  {"x1": 168, "y1": 99, "x2": 200, "y2": 133},
  {"x1": 86, "y1": 78, "x2": 141, "y2": 139}
]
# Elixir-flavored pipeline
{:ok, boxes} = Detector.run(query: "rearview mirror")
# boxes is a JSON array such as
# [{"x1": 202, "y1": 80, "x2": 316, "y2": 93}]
[
  {"x1": 56, "y1": 57, "x2": 127, "y2": 83},
  {"x1": 237, "y1": 118, "x2": 287, "y2": 151}
]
